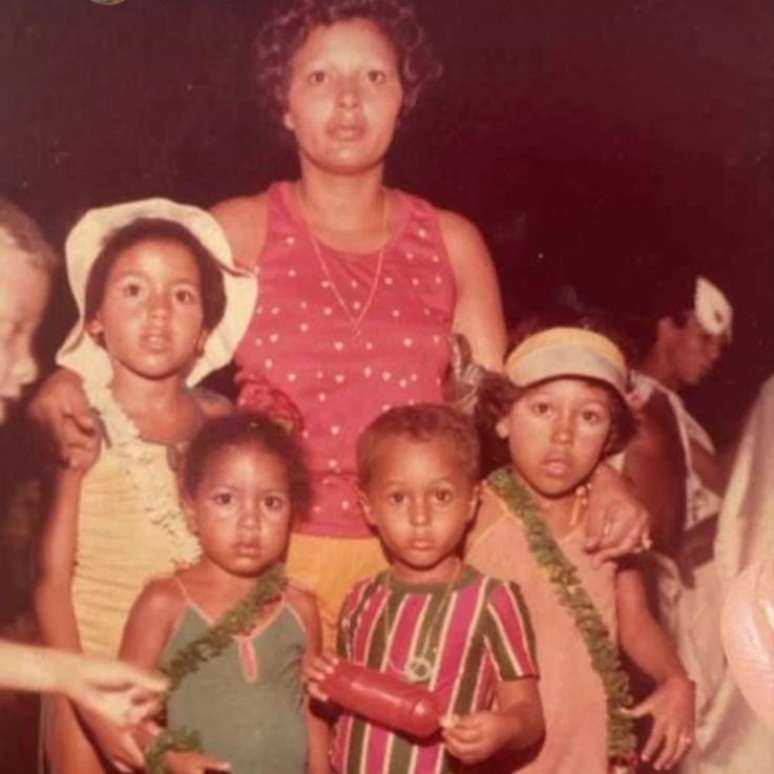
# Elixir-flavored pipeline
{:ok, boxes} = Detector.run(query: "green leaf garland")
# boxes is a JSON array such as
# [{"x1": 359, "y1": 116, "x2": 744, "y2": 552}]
[
  {"x1": 487, "y1": 468, "x2": 637, "y2": 769},
  {"x1": 144, "y1": 563, "x2": 288, "y2": 773}
]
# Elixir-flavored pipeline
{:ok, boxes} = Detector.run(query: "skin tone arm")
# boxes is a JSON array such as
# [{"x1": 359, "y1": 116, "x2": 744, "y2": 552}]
[
  {"x1": 441, "y1": 677, "x2": 544, "y2": 766},
  {"x1": 34, "y1": 469, "x2": 86, "y2": 652},
  {"x1": 0, "y1": 641, "x2": 166, "y2": 726},
  {"x1": 438, "y1": 209, "x2": 507, "y2": 371},
  {"x1": 286, "y1": 586, "x2": 331, "y2": 774},
  {"x1": 617, "y1": 566, "x2": 695, "y2": 771},
  {"x1": 622, "y1": 393, "x2": 687, "y2": 556}
]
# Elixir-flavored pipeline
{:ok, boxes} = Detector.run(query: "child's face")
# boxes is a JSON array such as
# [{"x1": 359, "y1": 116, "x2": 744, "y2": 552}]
[
  {"x1": 498, "y1": 378, "x2": 614, "y2": 504},
  {"x1": 283, "y1": 18, "x2": 403, "y2": 176},
  {"x1": 361, "y1": 434, "x2": 478, "y2": 583},
  {"x1": 86, "y1": 238, "x2": 206, "y2": 383},
  {"x1": 0, "y1": 247, "x2": 49, "y2": 422},
  {"x1": 184, "y1": 442, "x2": 292, "y2": 579}
]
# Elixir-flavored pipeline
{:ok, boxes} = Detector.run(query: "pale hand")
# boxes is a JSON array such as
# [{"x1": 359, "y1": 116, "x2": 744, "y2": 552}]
[{"x1": 53, "y1": 651, "x2": 167, "y2": 727}]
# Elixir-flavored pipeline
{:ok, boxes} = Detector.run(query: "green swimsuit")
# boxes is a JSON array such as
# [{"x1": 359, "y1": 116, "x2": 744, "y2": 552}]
[{"x1": 161, "y1": 591, "x2": 308, "y2": 773}]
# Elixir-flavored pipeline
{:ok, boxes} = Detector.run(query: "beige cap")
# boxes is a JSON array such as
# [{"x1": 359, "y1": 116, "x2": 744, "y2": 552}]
[
  {"x1": 505, "y1": 326, "x2": 628, "y2": 399},
  {"x1": 57, "y1": 198, "x2": 257, "y2": 387}
]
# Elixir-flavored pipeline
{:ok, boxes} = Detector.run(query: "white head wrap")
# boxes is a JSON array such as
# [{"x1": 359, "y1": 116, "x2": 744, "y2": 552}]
[{"x1": 694, "y1": 275, "x2": 732, "y2": 340}]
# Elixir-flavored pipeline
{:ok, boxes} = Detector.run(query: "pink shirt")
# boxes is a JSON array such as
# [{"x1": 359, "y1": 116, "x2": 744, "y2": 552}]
[{"x1": 235, "y1": 182, "x2": 455, "y2": 537}]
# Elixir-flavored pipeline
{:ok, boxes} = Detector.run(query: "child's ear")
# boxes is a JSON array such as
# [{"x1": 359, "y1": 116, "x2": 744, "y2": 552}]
[
  {"x1": 495, "y1": 418, "x2": 509, "y2": 439},
  {"x1": 466, "y1": 483, "x2": 481, "y2": 523},
  {"x1": 358, "y1": 490, "x2": 376, "y2": 526},
  {"x1": 282, "y1": 110, "x2": 295, "y2": 132},
  {"x1": 181, "y1": 495, "x2": 199, "y2": 535},
  {"x1": 85, "y1": 316, "x2": 104, "y2": 339}
]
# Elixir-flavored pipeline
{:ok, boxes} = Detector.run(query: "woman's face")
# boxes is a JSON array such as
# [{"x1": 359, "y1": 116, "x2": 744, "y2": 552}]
[{"x1": 283, "y1": 18, "x2": 404, "y2": 176}]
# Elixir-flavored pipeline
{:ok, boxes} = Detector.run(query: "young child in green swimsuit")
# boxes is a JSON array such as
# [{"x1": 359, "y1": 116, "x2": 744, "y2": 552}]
[{"x1": 120, "y1": 412, "x2": 330, "y2": 774}]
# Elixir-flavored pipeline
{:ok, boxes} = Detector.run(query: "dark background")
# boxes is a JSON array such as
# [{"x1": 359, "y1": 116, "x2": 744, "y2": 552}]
[{"x1": 2, "y1": 0, "x2": 773, "y2": 435}]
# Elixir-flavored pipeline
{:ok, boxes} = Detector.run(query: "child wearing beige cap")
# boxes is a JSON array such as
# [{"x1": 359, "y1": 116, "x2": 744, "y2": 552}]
[
  {"x1": 466, "y1": 322, "x2": 695, "y2": 774},
  {"x1": 33, "y1": 199, "x2": 255, "y2": 773}
]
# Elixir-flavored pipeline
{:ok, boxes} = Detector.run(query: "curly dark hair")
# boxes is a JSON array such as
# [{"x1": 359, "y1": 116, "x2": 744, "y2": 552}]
[
  {"x1": 181, "y1": 411, "x2": 311, "y2": 522},
  {"x1": 475, "y1": 314, "x2": 638, "y2": 471},
  {"x1": 84, "y1": 218, "x2": 226, "y2": 334},
  {"x1": 357, "y1": 403, "x2": 480, "y2": 489},
  {"x1": 252, "y1": 0, "x2": 442, "y2": 121}
]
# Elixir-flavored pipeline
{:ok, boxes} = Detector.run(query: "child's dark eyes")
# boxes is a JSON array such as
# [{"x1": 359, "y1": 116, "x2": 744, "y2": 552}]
[
  {"x1": 307, "y1": 70, "x2": 327, "y2": 85},
  {"x1": 433, "y1": 488, "x2": 454, "y2": 504},
  {"x1": 213, "y1": 492, "x2": 234, "y2": 506},
  {"x1": 263, "y1": 494, "x2": 287, "y2": 511},
  {"x1": 387, "y1": 491, "x2": 406, "y2": 505},
  {"x1": 121, "y1": 282, "x2": 143, "y2": 298},
  {"x1": 367, "y1": 69, "x2": 387, "y2": 84},
  {"x1": 174, "y1": 288, "x2": 198, "y2": 304},
  {"x1": 530, "y1": 401, "x2": 552, "y2": 416}
]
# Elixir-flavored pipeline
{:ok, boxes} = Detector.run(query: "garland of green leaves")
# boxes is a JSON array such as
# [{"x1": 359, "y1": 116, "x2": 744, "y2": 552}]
[
  {"x1": 144, "y1": 563, "x2": 288, "y2": 773},
  {"x1": 487, "y1": 468, "x2": 637, "y2": 768}
]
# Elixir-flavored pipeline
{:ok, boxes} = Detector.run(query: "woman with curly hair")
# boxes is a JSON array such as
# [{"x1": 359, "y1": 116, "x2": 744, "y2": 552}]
[
  {"x1": 33, "y1": 0, "x2": 648, "y2": 647},
  {"x1": 210, "y1": 0, "x2": 508, "y2": 643}
]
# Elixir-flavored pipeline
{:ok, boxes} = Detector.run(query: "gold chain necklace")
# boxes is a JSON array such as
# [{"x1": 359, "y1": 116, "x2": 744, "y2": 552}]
[
  {"x1": 298, "y1": 186, "x2": 389, "y2": 333},
  {"x1": 381, "y1": 559, "x2": 462, "y2": 684}
]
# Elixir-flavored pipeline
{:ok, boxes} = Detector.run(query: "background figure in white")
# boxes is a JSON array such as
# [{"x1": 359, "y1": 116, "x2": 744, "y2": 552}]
[
  {"x1": 715, "y1": 376, "x2": 774, "y2": 758},
  {"x1": 622, "y1": 274, "x2": 755, "y2": 772}
]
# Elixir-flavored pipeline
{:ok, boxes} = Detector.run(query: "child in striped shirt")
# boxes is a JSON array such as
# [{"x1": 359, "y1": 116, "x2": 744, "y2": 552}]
[{"x1": 309, "y1": 404, "x2": 543, "y2": 773}]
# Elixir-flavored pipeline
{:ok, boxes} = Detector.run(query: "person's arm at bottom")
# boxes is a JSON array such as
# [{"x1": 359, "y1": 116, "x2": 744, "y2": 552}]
[
  {"x1": 0, "y1": 641, "x2": 166, "y2": 725},
  {"x1": 288, "y1": 586, "x2": 331, "y2": 774},
  {"x1": 617, "y1": 566, "x2": 695, "y2": 771},
  {"x1": 441, "y1": 677, "x2": 543, "y2": 766}
]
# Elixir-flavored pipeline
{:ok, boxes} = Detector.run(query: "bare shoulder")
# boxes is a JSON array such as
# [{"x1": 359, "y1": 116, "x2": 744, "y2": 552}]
[
  {"x1": 635, "y1": 392, "x2": 682, "y2": 453},
  {"x1": 131, "y1": 576, "x2": 184, "y2": 621},
  {"x1": 285, "y1": 584, "x2": 321, "y2": 635},
  {"x1": 466, "y1": 486, "x2": 505, "y2": 549},
  {"x1": 210, "y1": 191, "x2": 270, "y2": 270},
  {"x1": 192, "y1": 388, "x2": 233, "y2": 419},
  {"x1": 286, "y1": 584, "x2": 319, "y2": 621},
  {"x1": 436, "y1": 208, "x2": 490, "y2": 264}
]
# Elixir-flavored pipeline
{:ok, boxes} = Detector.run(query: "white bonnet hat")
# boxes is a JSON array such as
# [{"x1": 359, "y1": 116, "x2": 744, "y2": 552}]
[{"x1": 57, "y1": 198, "x2": 257, "y2": 387}]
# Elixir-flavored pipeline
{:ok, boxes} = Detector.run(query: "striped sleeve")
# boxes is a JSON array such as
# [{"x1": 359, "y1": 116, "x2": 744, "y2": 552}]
[{"x1": 483, "y1": 579, "x2": 538, "y2": 680}]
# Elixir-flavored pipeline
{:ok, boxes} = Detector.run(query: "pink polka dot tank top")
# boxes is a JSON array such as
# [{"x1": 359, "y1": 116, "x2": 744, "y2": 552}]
[{"x1": 235, "y1": 182, "x2": 455, "y2": 538}]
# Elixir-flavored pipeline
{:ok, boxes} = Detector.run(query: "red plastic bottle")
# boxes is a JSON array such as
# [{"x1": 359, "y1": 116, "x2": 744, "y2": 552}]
[{"x1": 319, "y1": 660, "x2": 441, "y2": 737}]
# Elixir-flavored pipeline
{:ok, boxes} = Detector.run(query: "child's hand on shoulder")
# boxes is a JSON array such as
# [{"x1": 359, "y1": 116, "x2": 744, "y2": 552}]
[
  {"x1": 164, "y1": 749, "x2": 231, "y2": 773},
  {"x1": 303, "y1": 652, "x2": 338, "y2": 703},
  {"x1": 440, "y1": 710, "x2": 515, "y2": 766},
  {"x1": 623, "y1": 673, "x2": 695, "y2": 771}
]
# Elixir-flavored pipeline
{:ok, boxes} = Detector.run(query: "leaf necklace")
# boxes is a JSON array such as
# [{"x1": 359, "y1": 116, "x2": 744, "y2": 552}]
[{"x1": 487, "y1": 467, "x2": 638, "y2": 772}]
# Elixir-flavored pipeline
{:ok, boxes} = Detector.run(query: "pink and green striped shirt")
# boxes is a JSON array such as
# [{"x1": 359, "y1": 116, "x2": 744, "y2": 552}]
[{"x1": 333, "y1": 566, "x2": 537, "y2": 773}]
